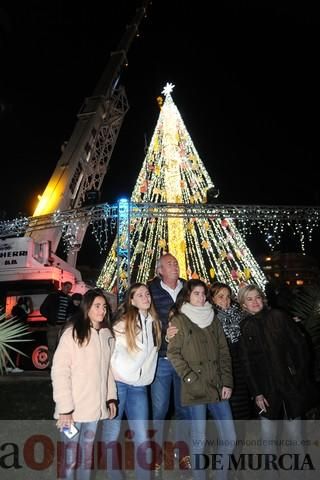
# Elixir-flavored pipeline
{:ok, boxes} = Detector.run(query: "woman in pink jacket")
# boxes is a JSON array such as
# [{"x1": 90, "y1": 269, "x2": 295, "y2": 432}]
[{"x1": 52, "y1": 288, "x2": 117, "y2": 480}]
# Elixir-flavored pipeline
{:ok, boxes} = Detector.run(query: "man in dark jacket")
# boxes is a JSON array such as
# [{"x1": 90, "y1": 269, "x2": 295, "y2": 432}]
[
  {"x1": 148, "y1": 253, "x2": 190, "y2": 472},
  {"x1": 40, "y1": 281, "x2": 73, "y2": 367}
]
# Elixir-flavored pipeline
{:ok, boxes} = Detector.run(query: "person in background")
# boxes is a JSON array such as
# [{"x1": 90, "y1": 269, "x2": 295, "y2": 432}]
[
  {"x1": 12, "y1": 296, "x2": 32, "y2": 322},
  {"x1": 52, "y1": 288, "x2": 117, "y2": 480},
  {"x1": 40, "y1": 281, "x2": 73, "y2": 367},
  {"x1": 238, "y1": 283, "x2": 311, "y2": 470},
  {"x1": 102, "y1": 282, "x2": 161, "y2": 480},
  {"x1": 70, "y1": 292, "x2": 83, "y2": 316},
  {"x1": 148, "y1": 253, "x2": 191, "y2": 473},
  {"x1": 167, "y1": 279, "x2": 235, "y2": 480}
]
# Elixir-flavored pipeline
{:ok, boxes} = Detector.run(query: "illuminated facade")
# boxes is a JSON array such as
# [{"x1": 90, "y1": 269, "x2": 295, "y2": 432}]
[{"x1": 258, "y1": 252, "x2": 320, "y2": 288}]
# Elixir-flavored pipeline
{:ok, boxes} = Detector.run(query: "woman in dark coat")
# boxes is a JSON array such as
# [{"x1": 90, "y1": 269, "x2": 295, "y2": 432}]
[{"x1": 238, "y1": 284, "x2": 310, "y2": 458}]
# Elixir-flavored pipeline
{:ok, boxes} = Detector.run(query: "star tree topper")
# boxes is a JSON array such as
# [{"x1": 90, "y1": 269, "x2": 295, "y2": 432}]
[{"x1": 162, "y1": 82, "x2": 175, "y2": 96}]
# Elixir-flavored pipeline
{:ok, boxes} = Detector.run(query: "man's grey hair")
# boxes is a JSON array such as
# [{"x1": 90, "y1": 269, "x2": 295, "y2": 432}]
[{"x1": 155, "y1": 253, "x2": 174, "y2": 277}]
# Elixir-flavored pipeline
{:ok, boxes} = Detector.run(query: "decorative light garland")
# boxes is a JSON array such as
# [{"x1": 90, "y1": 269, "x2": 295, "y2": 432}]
[
  {"x1": 1, "y1": 84, "x2": 320, "y2": 297},
  {"x1": 1, "y1": 204, "x2": 319, "y2": 251}
]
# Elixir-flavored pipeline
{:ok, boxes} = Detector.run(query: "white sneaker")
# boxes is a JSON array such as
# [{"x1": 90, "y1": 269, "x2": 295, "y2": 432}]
[
  {"x1": 11, "y1": 367, "x2": 24, "y2": 373},
  {"x1": 5, "y1": 367, "x2": 13, "y2": 372}
]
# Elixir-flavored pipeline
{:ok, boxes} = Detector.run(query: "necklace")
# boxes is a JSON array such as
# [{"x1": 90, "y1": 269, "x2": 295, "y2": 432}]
[{"x1": 90, "y1": 323, "x2": 101, "y2": 332}]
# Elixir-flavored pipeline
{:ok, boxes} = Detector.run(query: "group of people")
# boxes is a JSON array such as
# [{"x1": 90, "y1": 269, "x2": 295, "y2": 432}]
[{"x1": 49, "y1": 253, "x2": 314, "y2": 480}]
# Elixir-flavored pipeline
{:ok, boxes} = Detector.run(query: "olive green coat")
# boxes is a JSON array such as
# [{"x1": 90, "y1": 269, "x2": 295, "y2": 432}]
[{"x1": 167, "y1": 312, "x2": 233, "y2": 406}]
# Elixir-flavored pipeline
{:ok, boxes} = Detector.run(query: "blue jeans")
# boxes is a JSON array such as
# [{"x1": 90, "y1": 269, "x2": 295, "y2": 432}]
[
  {"x1": 151, "y1": 357, "x2": 190, "y2": 455},
  {"x1": 188, "y1": 400, "x2": 236, "y2": 480},
  {"x1": 58, "y1": 420, "x2": 99, "y2": 480},
  {"x1": 260, "y1": 416, "x2": 303, "y2": 449},
  {"x1": 101, "y1": 381, "x2": 151, "y2": 480},
  {"x1": 259, "y1": 416, "x2": 304, "y2": 480}
]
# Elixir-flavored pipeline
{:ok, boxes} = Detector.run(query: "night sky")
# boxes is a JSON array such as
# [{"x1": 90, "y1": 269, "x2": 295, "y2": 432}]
[{"x1": 1, "y1": 1, "x2": 320, "y2": 266}]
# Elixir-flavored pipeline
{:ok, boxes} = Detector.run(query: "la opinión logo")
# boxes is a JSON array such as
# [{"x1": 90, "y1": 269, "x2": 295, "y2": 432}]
[{"x1": 0, "y1": 429, "x2": 190, "y2": 478}]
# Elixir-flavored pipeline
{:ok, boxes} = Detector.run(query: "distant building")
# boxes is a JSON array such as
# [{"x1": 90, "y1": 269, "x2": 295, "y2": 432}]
[{"x1": 257, "y1": 251, "x2": 320, "y2": 288}]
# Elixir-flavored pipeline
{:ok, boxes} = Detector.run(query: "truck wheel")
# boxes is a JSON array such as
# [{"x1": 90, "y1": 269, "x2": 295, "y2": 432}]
[{"x1": 32, "y1": 345, "x2": 49, "y2": 370}]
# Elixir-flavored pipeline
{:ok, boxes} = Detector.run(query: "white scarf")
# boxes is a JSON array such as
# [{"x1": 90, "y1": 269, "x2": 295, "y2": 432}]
[{"x1": 181, "y1": 301, "x2": 214, "y2": 329}]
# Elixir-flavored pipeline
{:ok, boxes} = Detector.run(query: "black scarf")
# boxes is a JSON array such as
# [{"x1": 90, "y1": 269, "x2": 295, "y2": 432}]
[{"x1": 215, "y1": 302, "x2": 244, "y2": 344}]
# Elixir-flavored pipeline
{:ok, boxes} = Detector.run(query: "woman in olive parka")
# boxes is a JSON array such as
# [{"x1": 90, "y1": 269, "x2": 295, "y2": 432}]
[{"x1": 167, "y1": 279, "x2": 236, "y2": 480}]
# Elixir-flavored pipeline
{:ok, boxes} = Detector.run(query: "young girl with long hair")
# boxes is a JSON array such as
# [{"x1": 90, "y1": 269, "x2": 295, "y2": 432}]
[
  {"x1": 102, "y1": 282, "x2": 161, "y2": 480},
  {"x1": 52, "y1": 288, "x2": 117, "y2": 480}
]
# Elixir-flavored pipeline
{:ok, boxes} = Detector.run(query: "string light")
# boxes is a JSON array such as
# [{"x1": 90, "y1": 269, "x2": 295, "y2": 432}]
[
  {"x1": 1, "y1": 203, "x2": 320, "y2": 293},
  {"x1": 2, "y1": 87, "x2": 320, "y2": 298},
  {"x1": 98, "y1": 85, "x2": 310, "y2": 296}
]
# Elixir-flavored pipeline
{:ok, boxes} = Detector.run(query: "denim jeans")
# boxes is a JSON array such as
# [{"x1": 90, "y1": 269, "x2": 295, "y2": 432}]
[
  {"x1": 102, "y1": 381, "x2": 151, "y2": 480},
  {"x1": 259, "y1": 416, "x2": 304, "y2": 480},
  {"x1": 150, "y1": 357, "x2": 190, "y2": 456},
  {"x1": 58, "y1": 420, "x2": 99, "y2": 480},
  {"x1": 187, "y1": 400, "x2": 236, "y2": 480},
  {"x1": 260, "y1": 416, "x2": 303, "y2": 447}
]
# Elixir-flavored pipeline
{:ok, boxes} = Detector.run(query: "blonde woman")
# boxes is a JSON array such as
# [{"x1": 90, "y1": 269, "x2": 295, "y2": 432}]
[
  {"x1": 102, "y1": 282, "x2": 161, "y2": 480},
  {"x1": 238, "y1": 284, "x2": 309, "y2": 420},
  {"x1": 238, "y1": 284, "x2": 311, "y2": 468}
]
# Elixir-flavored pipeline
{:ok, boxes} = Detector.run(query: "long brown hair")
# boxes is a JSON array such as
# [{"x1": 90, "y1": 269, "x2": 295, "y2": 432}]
[
  {"x1": 113, "y1": 283, "x2": 161, "y2": 352},
  {"x1": 70, "y1": 288, "x2": 112, "y2": 346},
  {"x1": 175, "y1": 279, "x2": 209, "y2": 309}
]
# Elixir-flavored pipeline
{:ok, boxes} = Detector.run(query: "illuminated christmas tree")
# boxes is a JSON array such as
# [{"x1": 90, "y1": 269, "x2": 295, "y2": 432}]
[{"x1": 98, "y1": 83, "x2": 266, "y2": 294}]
